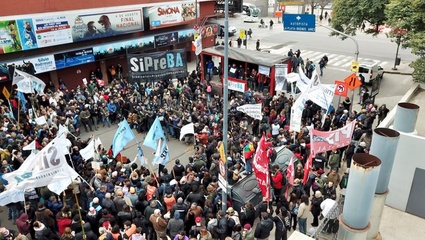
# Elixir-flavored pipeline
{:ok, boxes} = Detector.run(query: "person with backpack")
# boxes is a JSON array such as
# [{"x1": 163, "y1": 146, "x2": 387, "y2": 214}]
[
  {"x1": 273, "y1": 207, "x2": 291, "y2": 240},
  {"x1": 319, "y1": 57, "x2": 326, "y2": 76},
  {"x1": 254, "y1": 212, "x2": 274, "y2": 240},
  {"x1": 339, "y1": 169, "x2": 350, "y2": 189},
  {"x1": 307, "y1": 61, "x2": 315, "y2": 78}
]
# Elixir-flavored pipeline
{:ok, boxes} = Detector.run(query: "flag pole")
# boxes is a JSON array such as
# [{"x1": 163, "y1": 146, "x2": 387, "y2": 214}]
[{"x1": 17, "y1": 97, "x2": 20, "y2": 130}]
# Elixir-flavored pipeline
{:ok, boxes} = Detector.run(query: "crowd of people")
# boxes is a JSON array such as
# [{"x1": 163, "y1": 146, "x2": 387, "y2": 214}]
[{"x1": 0, "y1": 55, "x2": 389, "y2": 240}]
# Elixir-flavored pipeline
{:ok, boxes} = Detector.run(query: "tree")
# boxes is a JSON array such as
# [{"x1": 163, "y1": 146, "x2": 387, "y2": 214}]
[
  {"x1": 331, "y1": 0, "x2": 389, "y2": 36},
  {"x1": 385, "y1": 0, "x2": 425, "y2": 82}
]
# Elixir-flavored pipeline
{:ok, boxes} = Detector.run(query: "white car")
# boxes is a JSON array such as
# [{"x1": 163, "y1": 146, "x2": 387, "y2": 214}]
[{"x1": 219, "y1": 24, "x2": 237, "y2": 36}]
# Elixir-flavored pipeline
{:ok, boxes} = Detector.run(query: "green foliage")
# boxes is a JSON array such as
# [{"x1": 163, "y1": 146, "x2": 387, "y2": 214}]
[
  {"x1": 331, "y1": 0, "x2": 389, "y2": 36},
  {"x1": 411, "y1": 57, "x2": 425, "y2": 83}
]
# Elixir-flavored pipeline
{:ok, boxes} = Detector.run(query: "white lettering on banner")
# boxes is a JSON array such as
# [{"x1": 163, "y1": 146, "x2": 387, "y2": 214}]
[
  {"x1": 228, "y1": 80, "x2": 246, "y2": 92},
  {"x1": 130, "y1": 52, "x2": 183, "y2": 72}
]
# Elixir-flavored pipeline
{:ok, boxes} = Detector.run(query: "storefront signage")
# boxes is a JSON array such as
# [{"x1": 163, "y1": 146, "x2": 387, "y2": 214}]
[
  {"x1": 155, "y1": 32, "x2": 178, "y2": 48},
  {"x1": 54, "y1": 48, "x2": 94, "y2": 69},
  {"x1": 145, "y1": 3, "x2": 198, "y2": 30},
  {"x1": 127, "y1": 49, "x2": 187, "y2": 82},
  {"x1": 70, "y1": 9, "x2": 143, "y2": 42}
]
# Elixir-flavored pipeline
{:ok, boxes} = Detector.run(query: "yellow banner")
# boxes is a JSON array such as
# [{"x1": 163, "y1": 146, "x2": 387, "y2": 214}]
[
  {"x1": 2, "y1": 87, "x2": 10, "y2": 99},
  {"x1": 219, "y1": 142, "x2": 226, "y2": 163}
]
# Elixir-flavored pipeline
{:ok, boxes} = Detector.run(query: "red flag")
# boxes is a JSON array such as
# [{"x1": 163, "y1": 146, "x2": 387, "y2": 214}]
[
  {"x1": 303, "y1": 154, "x2": 313, "y2": 184},
  {"x1": 287, "y1": 154, "x2": 295, "y2": 186},
  {"x1": 253, "y1": 135, "x2": 272, "y2": 201},
  {"x1": 310, "y1": 120, "x2": 356, "y2": 154}
]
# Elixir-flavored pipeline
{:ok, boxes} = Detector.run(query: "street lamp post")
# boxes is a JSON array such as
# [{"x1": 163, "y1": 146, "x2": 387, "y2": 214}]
[{"x1": 392, "y1": 31, "x2": 403, "y2": 70}]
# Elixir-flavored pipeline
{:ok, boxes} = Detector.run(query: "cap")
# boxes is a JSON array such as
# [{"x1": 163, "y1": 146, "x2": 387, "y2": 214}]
[
  {"x1": 243, "y1": 224, "x2": 251, "y2": 230},
  {"x1": 195, "y1": 216, "x2": 202, "y2": 223},
  {"x1": 226, "y1": 207, "x2": 234, "y2": 214},
  {"x1": 89, "y1": 207, "x2": 96, "y2": 213}
]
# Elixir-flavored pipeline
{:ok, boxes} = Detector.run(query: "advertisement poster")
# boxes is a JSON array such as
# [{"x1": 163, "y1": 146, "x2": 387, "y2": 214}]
[
  {"x1": 16, "y1": 19, "x2": 38, "y2": 50},
  {"x1": 125, "y1": 36, "x2": 155, "y2": 54},
  {"x1": 275, "y1": 64, "x2": 288, "y2": 91},
  {"x1": 0, "y1": 20, "x2": 23, "y2": 53},
  {"x1": 33, "y1": 15, "x2": 73, "y2": 48},
  {"x1": 145, "y1": 3, "x2": 198, "y2": 30},
  {"x1": 70, "y1": 9, "x2": 143, "y2": 42},
  {"x1": 199, "y1": 24, "x2": 219, "y2": 38},
  {"x1": 127, "y1": 49, "x2": 187, "y2": 82},
  {"x1": 54, "y1": 48, "x2": 94, "y2": 69},
  {"x1": 178, "y1": 29, "x2": 195, "y2": 43},
  {"x1": 8, "y1": 55, "x2": 56, "y2": 74},
  {"x1": 154, "y1": 32, "x2": 178, "y2": 48},
  {"x1": 0, "y1": 64, "x2": 13, "y2": 81}
]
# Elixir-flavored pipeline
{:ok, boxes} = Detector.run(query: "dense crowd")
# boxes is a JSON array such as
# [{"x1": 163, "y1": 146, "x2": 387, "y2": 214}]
[{"x1": 0, "y1": 58, "x2": 390, "y2": 240}]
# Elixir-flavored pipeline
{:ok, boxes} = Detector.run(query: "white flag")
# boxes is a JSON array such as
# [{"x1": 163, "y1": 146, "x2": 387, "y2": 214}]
[
  {"x1": 57, "y1": 124, "x2": 69, "y2": 137},
  {"x1": 307, "y1": 71, "x2": 335, "y2": 110},
  {"x1": 0, "y1": 187, "x2": 25, "y2": 206},
  {"x1": 94, "y1": 137, "x2": 103, "y2": 150},
  {"x1": 236, "y1": 103, "x2": 262, "y2": 120},
  {"x1": 22, "y1": 140, "x2": 36, "y2": 151},
  {"x1": 179, "y1": 123, "x2": 195, "y2": 141},
  {"x1": 3, "y1": 152, "x2": 36, "y2": 187},
  {"x1": 296, "y1": 66, "x2": 312, "y2": 93},
  {"x1": 34, "y1": 116, "x2": 47, "y2": 126},
  {"x1": 79, "y1": 139, "x2": 95, "y2": 161},
  {"x1": 13, "y1": 69, "x2": 45, "y2": 94},
  {"x1": 290, "y1": 77, "x2": 314, "y2": 132},
  {"x1": 47, "y1": 164, "x2": 80, "y2": 195},
  {"x1": 193, "y1": 35, "x2": 202, "y2": 56}
]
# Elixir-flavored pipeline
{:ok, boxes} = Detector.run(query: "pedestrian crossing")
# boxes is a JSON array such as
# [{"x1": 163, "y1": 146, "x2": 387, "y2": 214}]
[{"x1": 263, "y1": 46, "x2": 388, "y2": 70}]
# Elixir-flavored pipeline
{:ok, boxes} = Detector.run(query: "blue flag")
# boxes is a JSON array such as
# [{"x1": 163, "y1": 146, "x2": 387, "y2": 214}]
[
  {"x1": 17, "y1": 91, "x2": 27, "y2": 111},
  {"x1": 112, "y1": 120, "x2": 135, "y2": 157},
  {"x1": 143, "y1": 117, "x2": 165, "y2": 150},
  {"x1": 152, "y1": 138, "x2": 170, "y2": 166}
]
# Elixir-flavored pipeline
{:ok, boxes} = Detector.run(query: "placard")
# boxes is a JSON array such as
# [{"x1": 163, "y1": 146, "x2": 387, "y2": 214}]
[{"x1": 228, "y1": 79, "x2": 246, "y2": 92}]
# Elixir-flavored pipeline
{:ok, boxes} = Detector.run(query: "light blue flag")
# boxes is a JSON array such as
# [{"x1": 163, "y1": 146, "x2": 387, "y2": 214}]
[
  {"x1": 143, "y1": 117, "x2": 165, "y2": 150},
  {"x1": 137, "y1": 146, "x2": 145, "y2": 167},
  {"x1": 17, "y1": 91, "x2": 27, "y2": 111},
  {"x1": 112, "y1": 120, "x2": 135, "y2": 157},
  {"x1": 152, "y1": 138, "x2": 170, "y2": 166}
]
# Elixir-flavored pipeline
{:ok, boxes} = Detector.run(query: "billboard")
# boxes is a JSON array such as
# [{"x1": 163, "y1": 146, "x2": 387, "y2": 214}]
[
  {"x1": 93, "y1": 36, "x2": 155, "y2": 60},
  {"x1": 127, "y1": 49, "x2": 187, "y2": 82},
  {"x1": 8, "y1": 55, "x2": 56, "y2": 74},
  {"x1": 0, "y1": 20, "x2": 23, "y2": 53},
  {"x1": 15, "y1": 19, "x2": 38, "y2": 50},
  {"x1": 154, "y1": 32, "x2": 178, "y2": 48},
  {"x1": 144, "y1": 3, "x2": 198, "y2": 30},
  {"x1": 54, "y1": 48, "x2": 94, "y2": 69},
  {"x1": 33, "y1": 15, "x2": 73, "y2": 48},
  {"x1": 70, "y1": 9, "x2": 143, "y2": 42}
]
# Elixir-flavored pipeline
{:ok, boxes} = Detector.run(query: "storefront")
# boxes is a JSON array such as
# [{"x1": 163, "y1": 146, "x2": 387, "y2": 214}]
[
  {"x1": 200, "y1": 46, "x2": 292, "y2": 96},
  {"x1": 0, "y1": 0, "x2": 217, "y2": 94}
]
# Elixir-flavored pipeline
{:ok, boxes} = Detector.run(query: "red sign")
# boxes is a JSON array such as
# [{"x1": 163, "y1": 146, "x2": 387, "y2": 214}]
[
  {"x1": 310, "y1": 120, "x2": 356, "y2": 154},
  {"x1": 334, "y1": 80, "x2": 349, "y2": 97},
  {"x1": 344, "y1": 73, "x2": 362, "y2": 90},
  {"x1": 253, "y1": 135, "x2": 272, "y2": 201}
]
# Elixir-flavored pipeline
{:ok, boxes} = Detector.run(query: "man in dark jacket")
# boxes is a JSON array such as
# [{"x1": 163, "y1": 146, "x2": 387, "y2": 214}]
[
  {"x1": 216, "y1": 211, "x2": 228, "y2": 240},
  {"x1": 254, "y1": 212, "x2": 274, "y2": 240}
]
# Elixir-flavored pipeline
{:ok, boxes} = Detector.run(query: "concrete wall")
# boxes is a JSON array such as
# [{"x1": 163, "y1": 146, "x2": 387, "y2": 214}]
[{"x1": 386, "y1": 132, "x2": 425, "y2": 210}]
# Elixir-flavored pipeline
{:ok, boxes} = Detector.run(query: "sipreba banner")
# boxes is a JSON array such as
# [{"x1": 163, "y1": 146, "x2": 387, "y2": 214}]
[{"x1": 127, "y1": 49, "x2": 187, "y2": 82}]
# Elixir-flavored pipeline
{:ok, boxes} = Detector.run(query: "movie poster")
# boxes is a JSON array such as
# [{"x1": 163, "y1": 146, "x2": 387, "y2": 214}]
[
  {"x1": 70, "y1": 9, "x2": 144, "y2": 42},
  {"x1": 0, "y1": 20, "x2": 23, "y2": 53},
  {"x1": 16, "y1": 19, "x2": 38, "y2": 50}
]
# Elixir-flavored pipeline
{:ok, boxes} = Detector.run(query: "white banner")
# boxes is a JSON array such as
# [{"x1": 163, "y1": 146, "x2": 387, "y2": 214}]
[
  {"x1": 47, "y1": 165, "x2": 79, "y2": 195},
  {"x1": 8, "y1": 55, "x2": 57, "y2": 74},
  {"x1": 258, "y1": 65, "x2": 270, "y2": 76},
  {"x1": 0, "y1": 187, "x2": 25, "y2": 206},
  {"x1": 180, "y1": 123, "x2": 195, "y2": 140},
  {"x1": 237, "y1": 103, "x2": 262, "y2": 120},
  {"x1": 34, "y1": 116, "x2": 47, "y2": 126},
  {"x1": 228, "y1": 80, "x2": 246, "y2": 93},
  {"x1": 275, "y1": 64, "x2": 288, "y2": 91},
  {"x1": 13, "y1": 69, "x2": 46, "y2": 94},
  {"x1": 193, "y1": 35, "x2": 202, "y2": 56},
  {"x1": 3, "y1": 152, "x2": 36, "y2": 187}
]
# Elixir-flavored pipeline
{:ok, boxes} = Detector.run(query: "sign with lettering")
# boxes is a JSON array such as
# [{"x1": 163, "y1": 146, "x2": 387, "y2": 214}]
[
  {"x1": 228, "y1": 79, "x2": 247, "y2": 93},
  {"x1": 54, "y1": 48, "x2": 94, "y2": 69},
  {"x1": 33, "y1": 15, "x2": 73, "y2": 48},
  {"x1": 310, "y1": 120, "x2": 356, "y2": 154},
  {"x1": 154, "y1": 32, "x2": 178, "y2": 48},
  {"x1": 69, "y1": 9, "x2": 144, "y2": 41},
  {"x1": 8, "y1": 55, "x2": 56, "y2": 74},
  {"x1": 127, "y1": 49, "x2": 187, "y2": 82},
  {"x1": 145, "y1": 3, "x2": 199, "y2": 30}
]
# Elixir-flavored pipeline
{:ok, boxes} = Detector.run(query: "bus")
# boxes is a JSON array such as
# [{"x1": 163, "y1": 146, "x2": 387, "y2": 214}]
[{"x1": 243, "y1": 3, "x2": 260, "y2": 22}]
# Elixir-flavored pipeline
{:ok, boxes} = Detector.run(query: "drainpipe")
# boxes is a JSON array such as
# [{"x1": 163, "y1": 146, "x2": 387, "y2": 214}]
[
  {"x1": 367, "y1": 128, "x2": 400, "y2": 240},
  {"x1": 338, "y1": 153, "x2": 381, "y2": 239},
  {"x1": 392, "y1": 102, "x2": 420, "y2": 134}
]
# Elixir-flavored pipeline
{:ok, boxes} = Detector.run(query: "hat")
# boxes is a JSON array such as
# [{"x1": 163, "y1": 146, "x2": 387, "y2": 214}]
[
  {"x1": 343, "y1": 109, "x2": 349, "y2": 113},
  {"x1": 359, "y1": 142, "x2": 367, "y2": 148},
  {"x1": 243, "y1": 224, "x2": 251, "y2": 230},
  {"x1": 89, "y1": 207, "x2": 96, "y2": 214},
  {"x1": 195, "y1": 216, "x2": 202, "y2": 223},
  {"x1": 226, "y1": 207, "x2": 235, "y2": 214},
  {"x1": 130, "y1": 187, "x2": 136, "y2": 194}
]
